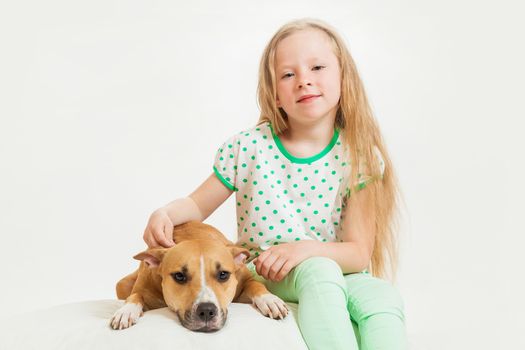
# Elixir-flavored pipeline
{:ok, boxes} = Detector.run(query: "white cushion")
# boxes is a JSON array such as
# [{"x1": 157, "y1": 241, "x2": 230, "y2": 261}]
[{"x1": 0, "y1": 300, "x2": 307, "y2": 350}]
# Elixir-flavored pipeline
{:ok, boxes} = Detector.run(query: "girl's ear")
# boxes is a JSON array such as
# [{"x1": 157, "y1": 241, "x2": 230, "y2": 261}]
[{"x1": 276, "y1": 96, "x2": 281, "y2": 107}]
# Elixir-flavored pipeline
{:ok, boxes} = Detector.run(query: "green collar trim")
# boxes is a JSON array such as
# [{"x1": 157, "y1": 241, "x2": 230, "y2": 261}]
[{"x1": 268, "y1": 123, "x2": 340, "y2": 164}]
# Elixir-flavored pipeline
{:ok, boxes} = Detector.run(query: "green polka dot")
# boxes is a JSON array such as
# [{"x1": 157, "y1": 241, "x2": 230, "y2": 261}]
[
  {"x1": 255, "y1": 206, "x2": 260, "y2": 211},
  {"x1": 300, "y1": 193, "x2": 305, "y2": 197},
  {"x1": 269, "y1": 226, "x2": 274, "y2": 230},
  {"x1": 311, "y1": 186, "x2": 316, "y2": 190},
  {"x1": 276, "y1": 235, "x2": 282, "y2": 239},
  {"x1": 296, "y1": 209, "x2": 301, "y2": 213},
  {"x1": 250, "y1": 237, "x2": 254, "y2": 242},
  {"x1": 242, "y1": 163, "x2": 247, "y2": 167},
  {"x1": 256, "y1": 165, "x2": 261, "y2": 169},
  {"x1": 324, "y1": 203, "x2": 329, "y2": 207},
  {"x1": 304, "y1": 177, "x2": 308, "y2": 181},
  {"x1": 274, "y1": 155, "x2": 279, "y2": 159},
  {"x1": 293, "y1": 184, "x2": 298, "y2": 188},
  {"x1": 280, "y1": 219, "x2": 285, "y2": 224},
  {"x1": 273, "y1": 210, "x2": 278, "y2": 214},
  {"x1": 242, "y1": 147, "x2": 247, "y2": 151},
  {"x1": 251, "y1": 223, "x2": 256, "y2": 227},
  {"x1": 258, "y1": 190, "x2": 263, "y2": 195},
  {"x1": 298, "y1": 168, "x2": 302, "y2": 172},
  {"x1": 331, "y1": 170, "x2": 336, "y2": 175},
  {"x1": 321, "y1": 219, "x2": 327, "y2": 223},
  {"x1": 262, "y1": 216, "x2": 267, "y2": 220},
  {"x1": 295, "y1": 237, "x2": 301, "y2": 241},
  {"x1": 265, "y1": 200, "x2": 271, "y2": 204},
  {"x1": 258, "y1": 232, "x2": 263, "y2": 236},
  {"x1": 253, "y1": 181, "x2": 258, "y2": 185},
  {"x1": 288, "y1": 228, "x2": 292, "y2": 233},
  {"x1": 310, "y1": 226, "x2": 315, "y2": 230},
  {"x1": 329, "y1": 186, "x2": 333, "y2": 191},
  {"x1": 313, "y1": 210, "x2": 319, "y2": 215},
  {"x1": 281, "y1": 164, "x2": 286, "y2": 169},
  {"x1": 243, "y1": 179, "x2": 248, "y2": 183}
]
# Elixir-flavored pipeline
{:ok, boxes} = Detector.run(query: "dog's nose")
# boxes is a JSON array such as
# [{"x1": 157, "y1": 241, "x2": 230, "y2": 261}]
[{"x1": 196, "y1": 303, "x2": 218, "y2": 322}]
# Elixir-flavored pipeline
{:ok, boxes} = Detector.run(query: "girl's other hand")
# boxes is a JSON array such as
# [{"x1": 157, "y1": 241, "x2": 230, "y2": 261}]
[
  {"x1": 143, "y1": 208, "x2": 176, "y2": 248},
  {"x1": 254, "y1": 241, "x2": 317, "y2": 282}
]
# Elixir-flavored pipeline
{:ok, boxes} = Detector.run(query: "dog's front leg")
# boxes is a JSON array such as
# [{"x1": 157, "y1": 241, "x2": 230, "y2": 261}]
[{"x1": 110, "y1": 292, "x2": 145, "y2": 330}]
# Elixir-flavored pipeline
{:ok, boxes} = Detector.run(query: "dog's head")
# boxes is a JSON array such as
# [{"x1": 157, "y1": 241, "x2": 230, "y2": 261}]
[{"x1": 134, "y1": 240, "x2": 249, "y2": 332}]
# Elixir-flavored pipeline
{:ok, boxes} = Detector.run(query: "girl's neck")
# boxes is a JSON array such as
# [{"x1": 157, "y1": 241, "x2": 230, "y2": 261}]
[
  {"x1": 282, "y1": 117, "x2": 335, "y2": 146},
  {"x1": 278, "y1": 116, "x2": 336, "y2": 159}
]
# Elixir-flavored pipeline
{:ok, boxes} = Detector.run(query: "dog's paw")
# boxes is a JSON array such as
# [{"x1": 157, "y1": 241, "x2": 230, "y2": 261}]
[
  {"x1": 252, "y1": 294, "x2": 289, "y2": 320},
  {"x1": 110, "y1": 303, "x2": 143, "y2": 330}
]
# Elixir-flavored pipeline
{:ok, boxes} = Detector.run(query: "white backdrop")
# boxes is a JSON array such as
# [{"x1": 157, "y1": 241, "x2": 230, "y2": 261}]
[{"x1": 1, "y1": 1, "x2": 524, "y2": 348}]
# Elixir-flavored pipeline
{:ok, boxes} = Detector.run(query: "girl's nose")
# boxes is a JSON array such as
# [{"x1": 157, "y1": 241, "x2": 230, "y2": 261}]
[{"x1": 296, "y1": 72, "x2": 312, "y2": 89}]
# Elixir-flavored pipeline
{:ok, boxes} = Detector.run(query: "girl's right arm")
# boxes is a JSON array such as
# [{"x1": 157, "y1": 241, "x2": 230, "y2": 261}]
[{"x1": 143, "y1": 173, "x2": 233, "y2": 248}]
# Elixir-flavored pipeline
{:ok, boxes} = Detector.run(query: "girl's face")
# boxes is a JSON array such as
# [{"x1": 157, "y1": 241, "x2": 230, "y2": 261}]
[{"x1": 274, "y1": 29, "x2": 341, "y2": 126}]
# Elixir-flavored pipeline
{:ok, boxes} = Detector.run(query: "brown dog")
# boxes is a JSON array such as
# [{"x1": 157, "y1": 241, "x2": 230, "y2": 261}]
[{"x1": 110, "y1": 221, "x2": 288, "y2": 332}]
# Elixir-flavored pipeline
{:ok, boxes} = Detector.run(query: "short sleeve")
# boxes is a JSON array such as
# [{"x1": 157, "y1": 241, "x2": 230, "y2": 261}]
[
  {"x1": 355, "y1": 146, "x2": 385, "y2": 191},
  {"x1": 213, "y1": 135, "x2": 240, "y2": 191},
  {"x1": 345, "y1": 146, "x2": 386, "y2": 197}
]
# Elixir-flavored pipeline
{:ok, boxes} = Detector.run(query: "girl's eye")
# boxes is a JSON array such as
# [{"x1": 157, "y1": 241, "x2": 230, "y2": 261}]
[
  {"x1": 282, "y1": 72, "x2": 294, "y2": 79},
  {"x1": 312, "y1": 65, "x2": 325, "y2": 71}
]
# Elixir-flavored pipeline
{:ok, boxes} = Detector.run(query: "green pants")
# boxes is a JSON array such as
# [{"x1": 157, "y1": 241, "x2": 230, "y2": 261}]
[{"x1": 248, "y1": 257, "x2": 408, "y2": 350}]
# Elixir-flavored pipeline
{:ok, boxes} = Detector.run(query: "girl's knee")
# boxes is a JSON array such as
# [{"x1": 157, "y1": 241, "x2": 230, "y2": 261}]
[
  {"x1": 293, "y1": 257, "x2": 346, "y2": 291},
  {"x1": 347, "y1": 276, "x2": 405, "y2": 321},
  {"x1": 295, "y1": 257, "x2": 343, "y2": 278}
]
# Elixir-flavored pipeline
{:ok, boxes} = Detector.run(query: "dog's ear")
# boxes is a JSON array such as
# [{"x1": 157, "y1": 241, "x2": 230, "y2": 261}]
[
  {"x1": 228, "y1": 246, "x2": 250, "y2": 267},
  {"x1": 133, "y1": 248, "x2": 168, "y2": 268}
]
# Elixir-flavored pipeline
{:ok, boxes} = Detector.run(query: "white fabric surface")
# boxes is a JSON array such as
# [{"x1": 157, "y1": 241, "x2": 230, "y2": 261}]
[{"x1": 0, "y1": 300, "x2": 307, "y2": 350}]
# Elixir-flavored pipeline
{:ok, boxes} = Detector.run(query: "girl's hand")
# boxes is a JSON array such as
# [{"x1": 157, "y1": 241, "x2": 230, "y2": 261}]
[
  {"x1": 143, "y1": 208, "x2": 176, "y2": 248},
  {"x1": 253, "y1": 240, "x2": 319, "y2": 282}
]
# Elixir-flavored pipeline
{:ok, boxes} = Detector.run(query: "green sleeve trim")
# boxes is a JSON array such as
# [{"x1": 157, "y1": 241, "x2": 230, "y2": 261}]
[
  {"x1": 345, "y1": 175, "x2": 383, "y2": 197},
  {"x1": 213, "y1": 166, "x2": 238, "y2": 191}
]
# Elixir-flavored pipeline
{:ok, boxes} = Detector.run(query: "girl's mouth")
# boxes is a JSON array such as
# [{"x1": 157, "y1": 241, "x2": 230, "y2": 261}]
[{"x1": 297, "y1": 94, "x2": 321, "y2": 103}]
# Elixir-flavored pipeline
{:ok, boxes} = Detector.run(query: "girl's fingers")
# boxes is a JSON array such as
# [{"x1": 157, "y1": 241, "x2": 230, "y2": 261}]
[
  {"x1": 163, "y1": 223, "x2": 175, "y2": 246},
  {"x1": 259, "y1": 253, "x2": 278, "y2": 279},
  {"x1": 268, "y1": 257, "x2": 287, "y2": 281}
]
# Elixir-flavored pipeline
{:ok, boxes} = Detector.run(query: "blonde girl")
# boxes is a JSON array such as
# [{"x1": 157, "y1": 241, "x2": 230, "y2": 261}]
[{"x1": 144, "y1": 18, "x2": 407, "y2": 350}]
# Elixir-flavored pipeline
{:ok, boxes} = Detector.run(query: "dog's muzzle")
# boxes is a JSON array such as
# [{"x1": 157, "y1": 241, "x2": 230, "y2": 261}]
[{"x1": 178, "y1": 302, "x2": 227, "y2": 332}]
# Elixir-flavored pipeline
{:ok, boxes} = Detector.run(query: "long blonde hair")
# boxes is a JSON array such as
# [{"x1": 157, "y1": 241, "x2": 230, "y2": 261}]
[{"x1": 256, "y1": 18, "x2": 401, "y2": 279}]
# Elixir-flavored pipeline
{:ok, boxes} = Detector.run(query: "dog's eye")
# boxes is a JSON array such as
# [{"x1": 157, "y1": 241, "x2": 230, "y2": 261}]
[
  {"x1": 171, "y1": 272, "x2": 187, "y2": 284},
  {"x1": 217, "y1": 271, "x2": 230, "y2": 282}
]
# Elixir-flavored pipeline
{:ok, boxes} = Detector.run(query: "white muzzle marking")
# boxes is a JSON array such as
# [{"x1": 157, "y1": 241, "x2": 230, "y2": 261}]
[{"x1": 194, "y1": 255, "x2": 219, "y2": 307}]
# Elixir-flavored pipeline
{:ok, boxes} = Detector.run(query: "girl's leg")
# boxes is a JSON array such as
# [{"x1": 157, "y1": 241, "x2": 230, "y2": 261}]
[
  {"x1": 344, "y1": 272, "x2": 408, "y2": 350},
  {"x1": 249, "y1": 257, "x2": 359, "y2": 350}
]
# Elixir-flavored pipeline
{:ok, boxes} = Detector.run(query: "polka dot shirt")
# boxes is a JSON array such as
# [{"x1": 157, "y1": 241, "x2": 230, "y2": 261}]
[{"x1": 213, "y1": 122, "x2": 383, "y2": 261}]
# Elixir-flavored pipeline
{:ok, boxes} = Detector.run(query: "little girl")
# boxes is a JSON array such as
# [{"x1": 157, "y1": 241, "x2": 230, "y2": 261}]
[{"x1": 143, "y1": 18, "x2": 407, "y2": 350}]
